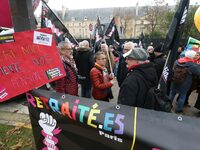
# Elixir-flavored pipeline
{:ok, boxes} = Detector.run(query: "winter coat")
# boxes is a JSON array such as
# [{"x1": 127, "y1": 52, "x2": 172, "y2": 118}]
[
  {"x1": 117, "y1": 55, "x2": 128, "y2": 87},
  {"x1": 118, "y1": 62, "x2": 158, "y2": 107},
  {"x1": 75, "y1": 47, "x2": 94, "y2": 85},
  {"x1": 151, "y1": 54, "x2": 166, "y2": 80},
  {"x1": 55, "y1": 61, "x2": 78, "y2": 96},
  {"x1": 170, "y1": 60, "x2": 200, "y2": 95},
  {"x1": 90, "y1": 64, "x2": 113, "y2": 101}
]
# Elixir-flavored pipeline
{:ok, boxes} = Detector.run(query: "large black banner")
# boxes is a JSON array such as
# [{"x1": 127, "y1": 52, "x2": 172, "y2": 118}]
[
  {"x1": 158, "y1": 0, "x2": 189, "y2": 93},
  {"x1": 27, "y1": 89, "x2": 200, "y2": 150}
]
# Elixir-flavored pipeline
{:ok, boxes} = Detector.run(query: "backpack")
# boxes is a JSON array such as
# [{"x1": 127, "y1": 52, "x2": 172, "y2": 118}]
[
  {"x1": 172, "y1": 64, "x2": 189, "y2": 84},
  {"x1": 136, "y1": 73, "x2": 172, "y2": 112}
]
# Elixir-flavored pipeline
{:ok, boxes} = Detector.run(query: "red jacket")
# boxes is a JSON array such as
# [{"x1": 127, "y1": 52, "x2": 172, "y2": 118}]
[
  {"x1": 55, "y1": 61, "x2": 78, "y2": 96},
  {"x1": 90, "y1": 64, "x2": 113, "y2": 101}
]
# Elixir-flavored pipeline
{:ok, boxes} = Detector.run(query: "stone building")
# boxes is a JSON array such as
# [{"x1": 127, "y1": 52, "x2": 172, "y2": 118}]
[{"x1": 63, "y1": 7, "x2": 150, "y2": 39}]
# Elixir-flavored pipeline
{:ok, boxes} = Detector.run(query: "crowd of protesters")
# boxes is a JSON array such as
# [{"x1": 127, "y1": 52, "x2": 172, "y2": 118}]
[{"x1": 48, "y1": 39, "x2": 200, "y2": 114}]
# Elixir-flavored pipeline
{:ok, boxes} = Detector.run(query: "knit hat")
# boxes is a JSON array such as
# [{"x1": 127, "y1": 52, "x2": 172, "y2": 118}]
[
  {"x1": 123, "y1": 48, "x2": 148, "y2": 61},
  {"x1": 185, "y1": 50, "x2": 197, "y2": 59}
]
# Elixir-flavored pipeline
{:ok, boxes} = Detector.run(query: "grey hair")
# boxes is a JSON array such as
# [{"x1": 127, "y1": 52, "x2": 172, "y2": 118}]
[
  {"x1": 124, "y1": 41, "x2": 136, "y2": 49},
  {"x1": 79, "y1": 40, "x2": 89, "y2": 48},
  {"x1": 57, "y1": 41, "x2": 71, "y2": 50},
  {"x1": 94, "y1": 51, "x2": 105, "y2": 61}
]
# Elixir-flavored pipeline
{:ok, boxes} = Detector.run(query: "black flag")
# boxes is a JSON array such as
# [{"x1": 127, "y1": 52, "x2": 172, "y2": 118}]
[
  {"x1": 158, "y1": 0, "x2": 190, "y2": 93},
  {"x1": 93, "y1": 17, "x2": 104, "y2": 52},
  {"x1": 105, "y1": 17, "x2": 120, "y2": 50},
  {"x1": 41, "y1": 0, "x2": 78, "y2": 46}
]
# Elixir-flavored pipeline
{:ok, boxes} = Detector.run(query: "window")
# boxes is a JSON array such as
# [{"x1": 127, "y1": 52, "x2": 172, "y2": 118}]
[{"x1": 84, "y1": 16, "x2": 88, "y2": 21}]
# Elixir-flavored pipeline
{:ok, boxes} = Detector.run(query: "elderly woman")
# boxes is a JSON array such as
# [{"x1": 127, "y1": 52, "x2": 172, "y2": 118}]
[{"x1": 54, "y1": 41, "x2": 78, "y2": 96}]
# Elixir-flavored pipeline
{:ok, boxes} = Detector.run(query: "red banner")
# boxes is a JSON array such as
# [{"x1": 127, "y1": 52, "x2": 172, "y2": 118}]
[
  {"x1": 0, "y1": 0, "x2": 13, "y2": 28},
  {"x1": 0, "y1": 28, "x2": 66, "y2": 102}
]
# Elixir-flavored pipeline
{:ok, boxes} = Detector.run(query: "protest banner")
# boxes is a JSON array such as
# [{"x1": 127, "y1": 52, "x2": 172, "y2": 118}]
[
  {"x1": 0, "y1": 28, "x2": 65, "y2": 102},
  {"x1": 28, "y1": 89, "x2": 200, "y2": 150}
]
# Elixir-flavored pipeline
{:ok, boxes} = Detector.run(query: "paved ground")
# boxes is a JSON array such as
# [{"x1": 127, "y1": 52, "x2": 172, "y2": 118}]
[{"x1": 0, "y1": 79, "x2": 199, "y2": 127}]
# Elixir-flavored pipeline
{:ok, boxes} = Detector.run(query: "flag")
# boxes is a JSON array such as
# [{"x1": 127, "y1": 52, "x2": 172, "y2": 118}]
[
  {"x1": 105, "y1": 17, "x2": 120, "y2": 50},
  {"x1": 92, "y1": 17, "x2": 104, "y2": 52},
  {"x1": 93, "y1": 17, "x2": 104, "y2": 42},
  {"x1": 185, "y1": 37, "x2": 200, "y2": 52},
  {"x1": 41, "y1": 0, "x2": 78, "y2": 46},
  {"x1": 158, "y1": 0, "x2": 190, "y2": 94}
]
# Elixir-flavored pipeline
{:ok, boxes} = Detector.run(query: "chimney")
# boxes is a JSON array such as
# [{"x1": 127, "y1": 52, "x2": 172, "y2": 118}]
[
  {"x1": 136, "y1": 2, "x2": 139, "y2": 17},
  {"x1": 61, "y1": 5, "x2": 67, "y2": 20}
]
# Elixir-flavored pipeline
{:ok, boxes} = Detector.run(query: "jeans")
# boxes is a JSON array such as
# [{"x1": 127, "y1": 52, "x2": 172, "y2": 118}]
[
  {"x1": 169, "y1": 90, "x2": 186, "y2": 111},
  {"x1": 81, "y1": 84, "x2": 91, "y2": 98}
]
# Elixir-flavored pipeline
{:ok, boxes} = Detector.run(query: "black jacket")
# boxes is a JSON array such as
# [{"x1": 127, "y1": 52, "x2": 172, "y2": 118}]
[
  {"x1": 149, "y1": 54, "x2": 166, "y2": 80},
  {"x1": 75, "y1": 48, "x2": 94, "y2": 85},
  {"x1": 118, "y1": 62, "x2": 158, "y2": 107},
  {"x1": 117, "y1": 55, "x2": 128, "y2": 87}
]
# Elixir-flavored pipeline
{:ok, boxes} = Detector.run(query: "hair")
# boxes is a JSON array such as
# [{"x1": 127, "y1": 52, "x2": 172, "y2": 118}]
[
  {"x1": 94, "y1": 51, "x2": 105, "y2": 61},
  {"x1": 79, "y1": 40, "x2": 89, "y2": 48},
  {"x1": 124, "y1": 41, "x2": 136, "y2": 50},
  {"x1": 100, "y1": 43, "x2": 108, "y2": 50},
  {"x1": 57, "y1": 41, "x2": 71, "y2": 50}
]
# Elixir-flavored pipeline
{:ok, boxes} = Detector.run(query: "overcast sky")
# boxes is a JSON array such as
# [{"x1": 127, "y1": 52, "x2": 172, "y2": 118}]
[{"x1": 47, "y1": 0, "x2": 199, "y2": 10}]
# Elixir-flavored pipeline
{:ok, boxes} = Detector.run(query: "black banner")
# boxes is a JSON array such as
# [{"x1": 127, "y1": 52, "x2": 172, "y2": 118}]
[
  {"x1": 41, "y1": 0, "x2": 78, "y2": 46},
  {"x1": 105, "y1": 17, "x2": 120, "y2": 48},
  {"x1": 158, "y1": 0, "x2": 190, "y2": 93},
  {"x1": 28, "y1": 89, "x2": 200, "y2": 150}
]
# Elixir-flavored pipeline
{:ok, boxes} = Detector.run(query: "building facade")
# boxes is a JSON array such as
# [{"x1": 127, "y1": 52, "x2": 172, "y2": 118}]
[{"x1": 63, "y1": 7, "x2": 150, "y2": 39}]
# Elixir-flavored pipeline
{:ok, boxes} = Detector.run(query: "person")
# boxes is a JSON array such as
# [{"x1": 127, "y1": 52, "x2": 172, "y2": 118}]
[
  {"x1": 117, "y1": 41, "x2": 136, "y2": 87},
  {"x1": 118, "y1": 48, "x2": 158, "y2": 107},
  {"x1": 54, "y1": 41, "x2": 78, "y2": 96},
  {"x1": 90, "y1": 51, "x2": 115, "y2": 102},
  {"x1": 100, "y1": 43, "x2": 115, "y2": 74},
  {"x1": 75, "y1": 40, "x2": 94, "y2": 98},
  {"x1": 148, "y1": 43, "x2": 166, "y2": 80},
  {"x1": 169, "y1": 50, "x2": 200, "y2": 113}
]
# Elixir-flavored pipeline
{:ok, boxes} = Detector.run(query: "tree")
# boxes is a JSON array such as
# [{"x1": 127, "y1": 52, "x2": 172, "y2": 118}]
[
  {"x1": 182, "y1": 5, "x2": 199, "y2": 40},
  {"x1": 160, "y1": 3, "x2": 200, "y2": 40},
  {"x1": 144, "y1": 0, "x2": 169, "y2": 38},
  {"x1": 113, "y1": 7, "x2": 135, "y2": 38}
]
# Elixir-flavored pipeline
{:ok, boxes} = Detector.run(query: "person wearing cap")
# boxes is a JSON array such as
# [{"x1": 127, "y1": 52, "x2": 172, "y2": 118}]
[
  {"x1": 75, "y1": 40, "x2": 94, "y2": 98},
  {"x1": 118, "y1": 48, "x2": 158, "y2": 107},
  {"x1": 169, "y1": 50, "x2": 200, "y2": 113}
]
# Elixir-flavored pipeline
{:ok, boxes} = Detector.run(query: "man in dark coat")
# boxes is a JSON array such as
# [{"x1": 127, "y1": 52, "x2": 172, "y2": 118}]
[
  {"x1": 117, "y1": 41, "x2": 136, "y2": 87},
  {"x1": 148, "y1": 43, "x2": 166, "y2": 80},
  {"x1": 118, "y1": 48, "x2": 158, "y2": 107},
  {"x1": 75, "y1": 40, "x2": 94, "y2": 98}
]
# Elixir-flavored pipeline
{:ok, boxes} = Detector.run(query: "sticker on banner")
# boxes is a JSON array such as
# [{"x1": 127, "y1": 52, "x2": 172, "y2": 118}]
[
  {"x1": 0, "y1": 85, "x2": 8, "y2": 100},
  {"x1": 33, "y1": 31, "x2": 52, "y2": 46}
]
